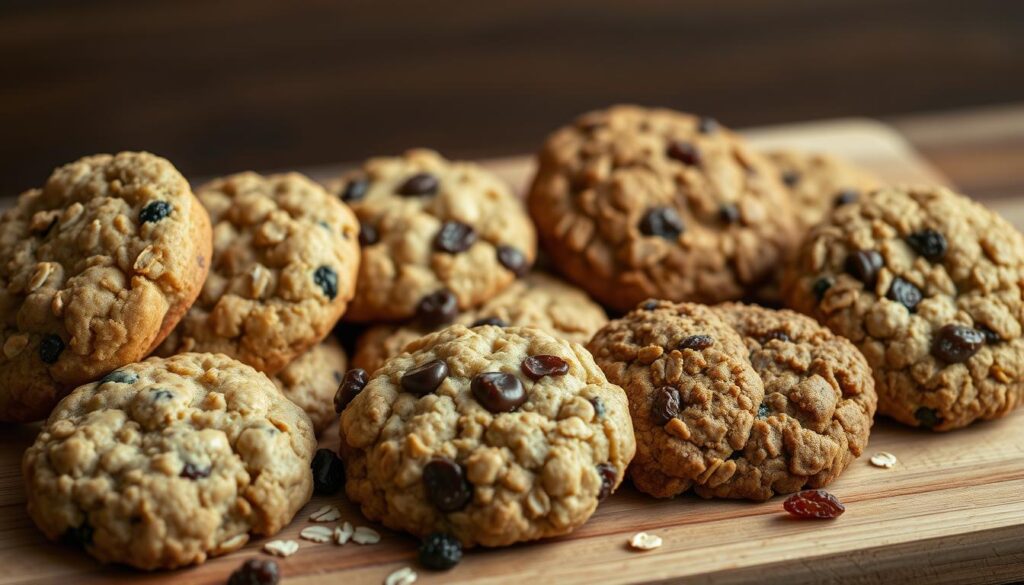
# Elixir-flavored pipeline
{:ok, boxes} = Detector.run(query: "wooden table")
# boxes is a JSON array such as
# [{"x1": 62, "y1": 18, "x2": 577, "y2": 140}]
[{"x1": 1, "y1": 105, "x2": 1023, "y2": 584}]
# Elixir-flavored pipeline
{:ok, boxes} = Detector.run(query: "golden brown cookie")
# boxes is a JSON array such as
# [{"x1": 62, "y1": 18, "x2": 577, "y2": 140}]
[
  {"x1": 766, "y1": 149, "x2": 882, "y2": 231},
  {"x1": 158, "y1": 172, "x2": 359, "y2": 375},
  {"x1": 783, "y1": 185, "x2": 1024, "y2": 430},
  {"x1": 326, "y1": 149, "x2": 537, "y2": 323},
  {"x1": 0, "y1": 152, "x2": 211, "y2": 422},
  {"x1": 273, "y1": 337, "x2": 348, "y2": 434},
  {"x1": 528, "y1": 105, "x2": 798, "y2": 312}
]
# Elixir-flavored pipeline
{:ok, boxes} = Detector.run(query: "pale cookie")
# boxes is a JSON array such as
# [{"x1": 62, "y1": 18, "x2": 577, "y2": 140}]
[
  {"x1": 352, "y1": 273, "x2": 608, "y2": 374},
  {"x1": 766, "y1": 149, "x2": 883, "y2": 231},
  {"x1": 527, "y1": 105, "x2": 798, "y2": 311},
  {"x1": 0, "y1": 152, "x2": 211, "y2": 422},
  {"x1": 159, "y1": 172, "x2": 359, "y2": 374},
  {"x1": 694, "y1": 303, "x2": 876, "y2": 501},
  {"x1": 339, "y1": 325, "x2": 635, "y2": 547},
  {"x1": 22, "y1": 353, "x2": 316, "y2": 570},
  {"x1": 326, "y1": 149, "x2": 537, "y2": 323},
  {"x1": 273, "y1": 337, "x2": 348, "y2": 434},
  {"x1": 782, "y1": 185, "x2": 1024, "y2": 430},
  {"x1": 587, "y1": 301, "x2": 764, "y2": 498}
]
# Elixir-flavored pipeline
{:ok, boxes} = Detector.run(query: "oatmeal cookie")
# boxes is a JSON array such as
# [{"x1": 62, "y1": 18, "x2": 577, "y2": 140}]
[
  {"x1": 352, "y1": 273, "x2": 608, "y2": 373},
  {"x1": 766, "y1": 149, "x2": 882, "y2": 231},
  {"x1": 782, "y1": 185, "x2": 1024, "y2": 430},
  {"x1": 527, "y1": 105, "x2": 797, "y2": 311},
  {"x1": 0, "y1": 152, "x2": 211, "y2": 422},
  {"x1": 326, "y1": 149, "x2": 536, "y2": 323},
  {"x1": 22, "y1": 353, "x2": 316, "y2": 570},
  {"x1": 339, "y1": 325, "x2": 635, "y2": 547},
  {"x1": 273, "y1": 337, "x2": 348, "y2": 434},
  {"x1": 158, "y1": 172, "x2": 359, "y2": 374}
]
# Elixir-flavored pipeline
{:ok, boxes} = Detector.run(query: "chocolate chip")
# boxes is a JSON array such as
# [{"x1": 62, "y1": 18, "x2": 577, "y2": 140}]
[
  {"x1": 757, "y1": 403, "x2": 770, "y2": 419},
  {"x1": 914, "y1": 407, "x2": 943, "y2": 430},
  {"x1": 358, "y1": 223, "x2": 379, "y2": 246},
  {"x1": 402, "y1": 359, "x2": 449, "y2": 395},
  {"x1": 496, "y1": 245, "x2": 529, "y2": 276},
  {"x1": 311, "y1": 448, "x2": 345, "y2": 495},
  {"x1": 718, "y1": 203, "x2": 740, "y2": 224},
  {"x1": 101, "y1": 370, "x2": 138, "y2": 385},
  {"x1": 334, "y1": 368, "x2": 368, "y2": 413},
  {"x1": 471, "y1": 372, "x2": 526, "y2": 413},
  {"x1": 932, "y1": 324, "x2": 984, "y2": 364},
  {"x1": 697, "y1": 117, "x2": 719, "y2": 134},
  {"x1": 845, "y1": 250, "x2": 884, "y2": 287},
  {"x1": 651, "y1": 386, "x2": 681, "y2": 425},
  {"x1": 180, "y1": 463, "x2": 210, "y2": 480},
  {"x1": 416, "y1": 290, "x2": 458, "y2": 327},
  {"x1": 61, "y1": 522, "x2": 93, "y2": 548},
  {"x1": 470, "y1": 316, "x2": 507, "y2": 328},
  {"x1": 812, "y1": 277, "x2": 834, "y2": 301},
  {"x1": 679, "y1": 335, "x2": 714, "y2": 351},
  {"x1": 760, "y1": 330, "x2": 791, "y2": 344},
  {"x1": 434, "y1": 221, "x2": 477, "y2": 253},
  {"x1": 641, "y1": 300, "x2": 659, "y2": 311},
  {"x1": 139, "y1": 200, "x2": 172, "y2": 223},
  {"x1": 422, "y1": 458, "x2": 473, "y2": 512},
  {"x1": 39, "y1": 334, "x2": 64, "y2": 364},
  {"x1": 590, "y1": 397, "x2": 606, "y2": 418},
  {"x1": 521, "y1": 355, "x2": 569, "y2": 380},
  {"x1": 398, "y1": 172, "x2": 439, "y2": 196},
  {"x1": 781, "y1": 170, "x2": 802, "y2": 187},
  {"x1": 666, "y1": 140, "x2": 702, "y2": 166},
  {"x1": 639, "y1": 206, "x2": 684, "y2": 240},
  {"x1": 834, "y1": 189, "x2": 859, "y2": 206},
  {"x1": 980, "y1": 326, "x2": 1002, "y2": 344},
  {"x1": 228, "y1": 558, "x2": 280, "y2": 585},
  {"x1": 340, "y1": 178, "x2": 369, "y2": 202},
  {"x1": 887, "y1": 277, "x2": 923, "y2": 312},
  {"x1": 313, "y1": 266, "x2": 338, "y2": 299},
  {"x1": 596, "y1": 463, "x2": 617, "y2": 500},
  {"x1": 906, "y1": 229, "x2": 948, "y2": 261}
]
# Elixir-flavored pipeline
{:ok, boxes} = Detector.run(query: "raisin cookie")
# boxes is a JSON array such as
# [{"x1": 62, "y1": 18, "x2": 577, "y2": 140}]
[
  {"x1": 22, "y1": 353, "x2": 316, "y2": 570},
  {"x1": 158, "y1": 172, "x2": 359, "y2": 374},
  {"x1": 587, "y1": 301, "x2": 764, "y2": 497},
  {"x1": 693, "y1": 303, "x2": 876, "y2": 501},
  {"x1": 766, "y1": 149, "x2": 882, "y2": 231},
  {"x1": 273, "y1": 337, "x2": 348, "y2": 434},
  {"x1": 326, "y1": 149, "x2": 537, "y2": 323},
  {"x1": 527, "y1": 105, "x2": 797, "y2": 312},
  {"x1": 0, "y1": 152, "x2": 211, "y2": 423},
  {"x1": 783, "y1": 185, "x2": 1024, "y2": 430},
  {"x1": 352, "y1": 273, "x2": 608, "y2": 373},
  {"x1": 339, "y1": 325, "x2": 635, "y2": 547}
]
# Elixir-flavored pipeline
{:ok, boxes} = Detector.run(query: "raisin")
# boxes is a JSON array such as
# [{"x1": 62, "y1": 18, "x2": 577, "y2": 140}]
[
  {"x1": 781, "y1": 170, "x2": 801, "y2": 187},
  {"x1": 100, "y1": 370, "x2": 138, "y2": 385},
  {"x1": 471, "y1": 372, "x2": 526, "y2": 413},
  {"x1": 760, "y1": 330, "x2": 790, "y2": 344},
  {"x1": 783, "y1": 489, "x2": 846, "y2": 519},
  {"x1": 401, "y1": 359, "x2": 449, "y2": 396},
  {"x1": 979, "y1": 326, "x2": 1001, "y2": 344},
  {"x1": 590, "y1": 397, "x2": 606, "y2": 418},
  {"x1": 521, "y1": 355, "x2": 569, "y2": 380},
  {"x1": 418, "y1": 533, "x2": 463, "y2": 571},
  {"x1": 834, "y1": 189, "x2": 859, "y2": 206},
  {"x1": 335, "y1": 368, "x2": 368, "y2": 413},
  {"x1": 39, "y1": 334, "x2": 64, "y2": 364},
  {"x1": 757, "y1": 403, "x2": 771, "y2": 419},
  {"x1": 422, "y1": 458, "x2": 473, "y2": 512},
  {"x1": 906, "y1": 229, "x2": 947, "y2": 261},
  {"x1": 139, "y1": 200, "x2": 172, "y2": 223},
  {"x1": 651, "y1": 386, "x2": 681, "y2": 425},
  {"x1": 596, "y1": 463, "x2": 617, "y2": 500},
  {"x1": 666, "y1": 140, "x2": 702, "y2": 166},
  {"x1": 398, "y1": 172, "x2": 439, "y2": 196},
  {"x1": 228, "y1": 558, "x2": 280, "y2": 585},
  {"x1": 312, "y1": 266, "x2": 338, "y2": 299},
  {"x1": 678, "y1": 335, "x2": 714, "y2": 351},
  {"x1": 470, "y1": 316, "x2": 507, "y2": 328},
  {"x1": 433, "y1": 221, "x2": 477, "y2": 254},
  {"x1": 914, "y1": 407, "x2": 943, "y2": 430},
  {"x1": 886, "y1": 277, "x2": 922, "y2": 312},
  {"x1": 180, "y1": 462, "x2": 210, "y2": 480},
  {"x1": 311, "y1": 449, "x2": 345, "y2": 495},
  {"x1": 340, "y1": 178, "x2": 369, "y2": 202},
  {"x1": 416, "y1": 290, "x2": 458, "y2": 327},
  {"x1": 640, "y1": 300, "x2": 659, "y2": 311},
  {"x1": 496, "y1": 245, "x2": 529, "y2": 276},
  {"x1": 358, "y1": 223, "x2": 379, "y2": 246},
  {"x1": 718, "y1": 203, "x2": 740, "y2": 225},
  {"x1": 639, "y1": 206, "x2": 685, "y2": 240},
  {"x1": 845, "y1": 250, "x2": 884, "y2": 287},
  {"x1": 812, "y1": 277, "x2": 833, "y2": 301},
  {"x1": 932, "y1": 324, "x2": 984, "y2": 363}
]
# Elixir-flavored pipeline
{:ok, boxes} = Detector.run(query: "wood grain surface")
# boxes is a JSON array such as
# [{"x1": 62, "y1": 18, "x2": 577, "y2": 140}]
[{"x1": 1, "y1": 119, "x2": 1023, "y2": 585}]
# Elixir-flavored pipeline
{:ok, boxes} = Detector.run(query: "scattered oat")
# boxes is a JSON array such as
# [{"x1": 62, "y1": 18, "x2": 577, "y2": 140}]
[
  {"x1": 384, "y1": 567, "x2": 418, "y2": 585},
  {"x1": 309, "y1": 505, "x2": 342, "y2": 522},
  {"x1": 353, "y1": 526, "x2": 382, "y2": 545},
  {"x1": 870, "y1": 452, "x2": 898, "y2": 469},
  {"x1": 300, "y1": 525, "x2": 334, "y2": 543},
  {"x1": 263, "y1": 539, "x2": 299, "y2": 557},
  {"x1": 628, "y1": 532, "x2": 663, "y2": 551},
  {"x1": 334, "y1": 521, "x2": 355, "y2": 545}
]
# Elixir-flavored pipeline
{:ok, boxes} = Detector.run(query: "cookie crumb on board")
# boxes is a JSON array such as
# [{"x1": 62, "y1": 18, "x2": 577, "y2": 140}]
[
  {"x1": 384, "y1": 567, "x2": 418, "y2": 585},
  {"x1": 629, "y1": 532, "x2": 663, "y2": 551},
  {"x1": 263, "y1": 539, "x2": 300, "y2": 557},
  {"x1": 870, "y1": 452, "x2": 898, "y2": 469}
]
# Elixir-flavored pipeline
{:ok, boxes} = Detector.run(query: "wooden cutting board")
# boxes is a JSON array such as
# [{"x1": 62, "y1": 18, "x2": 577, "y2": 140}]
[{"x1": 2, "y1": 119, "x2": 1023, "y2": 585}]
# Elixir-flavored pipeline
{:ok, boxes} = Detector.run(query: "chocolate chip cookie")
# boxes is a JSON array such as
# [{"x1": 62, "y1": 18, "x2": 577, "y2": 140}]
[
  {"x1": 783, "y1": 185, "x2": 1024, "y2": 430},
  {"x1": 527, "y1": 105, "x2": 798, "y2": 312},
  {"x1": 339, "y1": 325, "x2": 635, "y2": 547},
  {"x1": 693, "y1": 303, "x2": 876, "y2": 501},
  {"x1": 22, "y1": 353, "x2": 316, "y2": 570},
  {"x1": 352, "y1": 273, "x2": 608, "y2": 374},
  {"x1": 158, "y1": 172, "x2": 360, "y2": 374},
  {"x1": 587, "y1": 301, "x2": 764, "y2": 497},
  {"x1": 273, "y1": 337, "x2": 348, "y2": 434},
  {"x1": 326, "y1": 149, "x2": 536, "y2": 323},
  {"x1": 766, "y1": 149, "x2": 882, "y2": 231},
  {"x1": 0, "y1": 152, "x2": 211, "y2": 422}
]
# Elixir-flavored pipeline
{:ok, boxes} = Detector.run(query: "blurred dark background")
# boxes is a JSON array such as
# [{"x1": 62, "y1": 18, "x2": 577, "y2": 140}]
[{"x1": 2, "y1": 0, "x2": 1023, "y2": 194}]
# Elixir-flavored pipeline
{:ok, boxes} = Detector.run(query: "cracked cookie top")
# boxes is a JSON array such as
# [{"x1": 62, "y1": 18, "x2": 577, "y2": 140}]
[
  {"x1": 22, "y1": 352, "x2": 316, "y2": 570},
  {"x1": 0, "y1": 152, "x2": 211, "y2": 422},
  {"x1": 352, "y1": 273, "x2": 608, "y2": 374},
  {"x1": 326, "y1": 149, "x2": 537, "y2": 323},
  {"x1": 527, "y1": 105, "x2": 798, "y2": 311},
  {"x1": 158, "y1": 172, "x2": 359, "y2": 375},
  {"x1": 782, "y1": 185, "x2": 1024, "y2": 430},
  {"x1": 339, "y1": 325, "x2": 635, "y2": 547},
  {"x1": 766, "y1": 149, "x2": 882, "y2": 231}
]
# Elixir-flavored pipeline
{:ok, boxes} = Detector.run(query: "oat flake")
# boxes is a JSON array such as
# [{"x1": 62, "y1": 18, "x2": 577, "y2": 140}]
[
  {"x1": 629, "y1": 532, "x2": 663, "y2": 551},
  {"x1": 870, "y1": 452, "x2": 898, "y2": 469}
]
